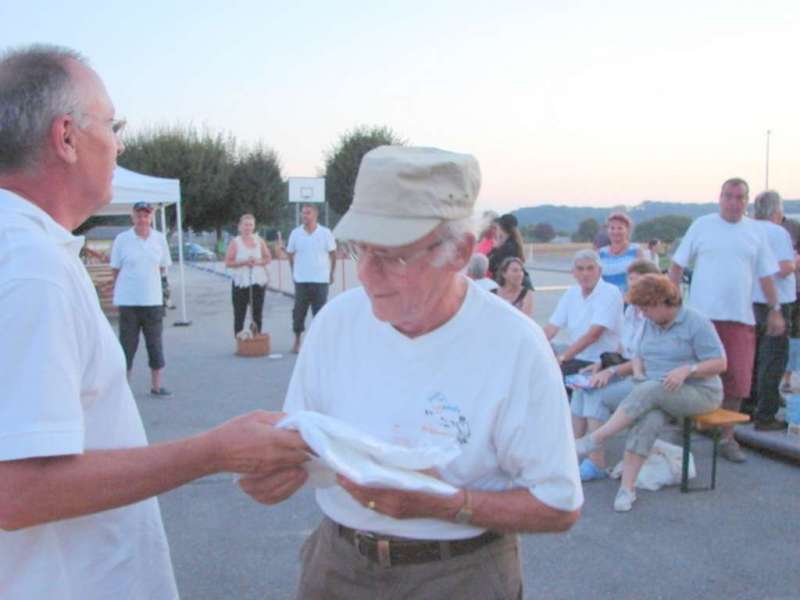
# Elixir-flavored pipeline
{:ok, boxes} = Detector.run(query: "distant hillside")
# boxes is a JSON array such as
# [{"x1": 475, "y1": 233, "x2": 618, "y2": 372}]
[{"x1": 514, "y1": 200, "x2": 800, "y2": 233}]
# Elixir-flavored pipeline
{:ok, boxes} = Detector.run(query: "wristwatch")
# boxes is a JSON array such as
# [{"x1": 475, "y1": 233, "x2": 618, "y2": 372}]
[
  {"x1": 454, "y1": 490, "x2": 473, "y2": 524},
  {"x1": 689, "y1": 364, "x2": 698, "y2": 376},
  {"x1": 770, "y1": 303, "x2": 781, "y2": 312}
]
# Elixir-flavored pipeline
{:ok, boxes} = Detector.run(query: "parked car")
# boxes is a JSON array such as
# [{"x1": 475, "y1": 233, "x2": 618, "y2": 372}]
[{"x1": 171, "y1": 242, "x2": 216, "y2": 261}]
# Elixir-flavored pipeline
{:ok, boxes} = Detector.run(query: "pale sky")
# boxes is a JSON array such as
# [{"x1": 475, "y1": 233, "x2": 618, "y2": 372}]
[{"x1": 2, "y1": 0, "x2": 798, "y2": 212}]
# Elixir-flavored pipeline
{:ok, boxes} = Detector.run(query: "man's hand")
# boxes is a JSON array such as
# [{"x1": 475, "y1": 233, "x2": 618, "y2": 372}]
[
  {"x1": 238, "y1": 468, "x2": 308, "y2": 505},
  {"x1": 767, "y1": 309, "x2": 786, "y2": 336},
  {"x1": 336, "y1": 475, "x2": 463, "y2": 521},
  {"x1": 206, "y1": 411, "x2": 310, "y2": 475},
  {"x1": 662, "y1": 365, "x2": 691, "y2": 392}
]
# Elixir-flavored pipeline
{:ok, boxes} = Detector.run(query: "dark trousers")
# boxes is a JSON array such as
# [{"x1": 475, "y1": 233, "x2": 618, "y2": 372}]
[
  {"x1": 293, "y1": 282, "x2": 329, "y2": 334},
  {"x1": 118, "y1": 306, "x2": 165, "y2": 371},
  {"x1": 232, "y1": 284, "x2": 266, "y2": 334},
  {"x1": 748, "y1": 302, "x2": 792, "y2": 421}
]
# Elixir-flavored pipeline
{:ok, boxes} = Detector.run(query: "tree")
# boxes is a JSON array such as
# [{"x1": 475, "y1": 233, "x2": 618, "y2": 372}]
[
  {"x1": 324, "y1": 125, "x2": 405, "y2": 215},
  {"x1": 119, "y1": 125, "x2": 236, "y2": 239},
  {"x1": 571, "y1": 218, "x2": 599, "y2": 242},
  {"x1": 633, "y1": 215, "x2": 692, "y2": 243},
  {"x1": 225, "y1": 145, "x2": 285, "y2": 228},
  {"x1": 532, "y1": 222, "x2": 556, "y2": 243}
]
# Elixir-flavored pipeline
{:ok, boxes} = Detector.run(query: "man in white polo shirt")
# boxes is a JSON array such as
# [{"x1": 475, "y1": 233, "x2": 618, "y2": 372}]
[
  {"x1": 670, "y1": 177, "x2": 783, "y2": 462},
  {"x1": 240, "y1": 146, "x2": 582, "y2": 599},
  {"x1": 746, "y1": 190, "x2": 795, "y2": 430},
  {"x1": 0, "y1": 44, "x2": 309, "y2": 600},
  {"x1": 111, "y1": 201, "x2": 172, "y2": 395},
  {"x1": 544, "y1": 249, "x2": 624, "y2": 375},
  {"x1": 286, "y1": 203, "x2": 336, "y2": 353}
]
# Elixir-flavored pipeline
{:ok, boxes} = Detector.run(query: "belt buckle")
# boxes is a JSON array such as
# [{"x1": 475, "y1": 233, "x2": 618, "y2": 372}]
[
  {"x1": 352, "y1": 530, "x2": 374, "y2": 557},
  {"x1": 353, "y1": 530, "x2": 392, "y2": 568}
]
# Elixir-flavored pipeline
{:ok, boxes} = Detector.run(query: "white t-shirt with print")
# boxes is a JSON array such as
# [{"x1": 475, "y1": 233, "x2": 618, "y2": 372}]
[
  {"x1": 0, "y1": 190, "x2": 177, "y2": 600},
  {"x1": 286, "y1": 224, "x2": 336, "y2": 283},
  {"x1": 548, "y1": 279, "x2": 624, "y2": 362},
  {"x1": 751, "y1": 219, "x2": 795, "y2": 304},
  {"x1": 672, "y1": 214, "x2": 777, "y2": 325},
  {"x1": 110, "y1": 227, "x2": 171, "y2": 306},
  {"x1": 284, "y1": 280, "x2": 583, "y2": 540}
]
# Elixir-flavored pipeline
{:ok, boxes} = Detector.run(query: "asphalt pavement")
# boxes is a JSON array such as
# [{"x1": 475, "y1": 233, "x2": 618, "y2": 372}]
[{"x1": 127, "y1": 264, "x2": 800, "y2": 600}]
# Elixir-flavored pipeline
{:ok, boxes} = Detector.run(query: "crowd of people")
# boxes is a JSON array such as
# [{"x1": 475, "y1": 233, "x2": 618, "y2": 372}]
[{"x1": 0, "y1": 42, "x2": 794, "y2": 599}]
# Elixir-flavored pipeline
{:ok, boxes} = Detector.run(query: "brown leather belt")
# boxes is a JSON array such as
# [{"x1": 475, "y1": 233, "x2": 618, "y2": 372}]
[{"x1": 337, "y1": 524, "x2": 503, "y2": 568}]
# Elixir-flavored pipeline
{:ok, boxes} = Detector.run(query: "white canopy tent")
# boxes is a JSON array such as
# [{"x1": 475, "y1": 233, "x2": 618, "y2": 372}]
[{"x1": 94, "y1": 166, "x2": 190, "y2": 325}]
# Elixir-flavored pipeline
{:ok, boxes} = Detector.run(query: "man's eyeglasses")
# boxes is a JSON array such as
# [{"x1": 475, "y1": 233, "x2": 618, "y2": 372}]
[{"x1": 346, "y1": 239, "x2": 445, "y2": 274}]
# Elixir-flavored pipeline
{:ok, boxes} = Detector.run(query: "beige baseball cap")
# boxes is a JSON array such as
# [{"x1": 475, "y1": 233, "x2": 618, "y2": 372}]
[{"x1": 333, "y1": 145, "x2": 481, "y2": 246}]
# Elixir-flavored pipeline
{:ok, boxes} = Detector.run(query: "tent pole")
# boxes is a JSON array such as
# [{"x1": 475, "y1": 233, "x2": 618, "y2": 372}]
[{"x1": 174, "y1": 187, "x2": 191, "y2": 326}]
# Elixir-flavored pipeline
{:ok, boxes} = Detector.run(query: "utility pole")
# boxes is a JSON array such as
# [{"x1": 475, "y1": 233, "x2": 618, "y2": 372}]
[{"x1": 765, "y1": 129, "x2": 771, "y2": 189}]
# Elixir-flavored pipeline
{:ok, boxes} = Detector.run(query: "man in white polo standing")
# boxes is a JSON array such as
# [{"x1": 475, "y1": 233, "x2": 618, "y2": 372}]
[
  {"x1": 111, "y1": 200, "x2": 172, "y2": 396},
  {"x1": 670, "y1": 177, "x2": 784, "y2": 462},
  {"x1": 286, "y1": 203, "x2": 336, "y2": 353}
]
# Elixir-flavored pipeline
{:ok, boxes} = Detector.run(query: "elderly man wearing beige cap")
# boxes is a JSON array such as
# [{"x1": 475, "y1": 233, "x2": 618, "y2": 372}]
[{"x1": 241, "y1": 146, "x2": 582, "y2": 599}]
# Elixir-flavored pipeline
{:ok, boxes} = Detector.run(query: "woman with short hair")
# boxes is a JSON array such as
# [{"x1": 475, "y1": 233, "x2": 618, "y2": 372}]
[
  {"x1": 598, "y1": 212, "x2": 644, "y2": 293},
  {"x1": 575, "y1": 274, "x2": 726, "y2": 512}
]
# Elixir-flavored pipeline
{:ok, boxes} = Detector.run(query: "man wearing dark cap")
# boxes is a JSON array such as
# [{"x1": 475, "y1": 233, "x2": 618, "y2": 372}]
[
  {"x1": 111, "y1": 201, "x2": 173, "y2": 395},
  {"x1": 241, "y1": 146, "x2": 582, "y2": 599}
]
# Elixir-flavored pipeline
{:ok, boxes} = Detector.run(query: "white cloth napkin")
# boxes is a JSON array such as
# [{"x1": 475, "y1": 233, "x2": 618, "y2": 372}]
[{"x1": 278, "y1": 411, "x2": 460, "y2": 496}]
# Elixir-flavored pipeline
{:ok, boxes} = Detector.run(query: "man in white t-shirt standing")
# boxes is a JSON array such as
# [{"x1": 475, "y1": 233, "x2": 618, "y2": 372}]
[
  {"x1": 239, "y1": 146, "x2": 582, "y2": 599},
  {"x1": 746, "y1": 190, "x2": 795, "y2": 430},
  {"x1": 0, "y1": 45, "x2": 309, "y2": 600},
  {"x1": 286, "y1": 203, "x2": 336, "y2": 353},
  {"x1": 111, "y1": 201, "x2": 172, "y2": 395},
  {"x1": 670, "y1": 178, "x2": 784, "y2": 462},
  {"x1": 544, "y1": 249, "x2": 624, "y2": 376}
]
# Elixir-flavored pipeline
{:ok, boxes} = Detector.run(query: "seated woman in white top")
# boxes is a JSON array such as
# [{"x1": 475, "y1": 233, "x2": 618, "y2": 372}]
[
  {"x1": 492, "y1": 257, "x2": 534, "y2": 317},
  {"x1": 570, "y1": 259, "x2": 661, "y2": 482},
  {"x1": 575, "y1": 275, "x2": 726, "y2": 512},
  {"x1": 225, "y1": 214, "x2": 272, "y2": 336}
]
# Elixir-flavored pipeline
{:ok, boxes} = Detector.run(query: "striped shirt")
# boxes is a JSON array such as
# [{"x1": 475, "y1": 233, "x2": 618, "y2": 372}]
[{"x1": 598, "y1": 244, "x2": 640, "y2": 294}]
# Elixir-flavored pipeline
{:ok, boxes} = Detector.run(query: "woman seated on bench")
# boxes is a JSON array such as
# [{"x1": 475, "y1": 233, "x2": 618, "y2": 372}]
[
  {"x1": 575, "y1": 274, "x2": 726, "y2": 512},
  {"x1": 571, "y1": 259, "x2": 661, "y2": 482}
]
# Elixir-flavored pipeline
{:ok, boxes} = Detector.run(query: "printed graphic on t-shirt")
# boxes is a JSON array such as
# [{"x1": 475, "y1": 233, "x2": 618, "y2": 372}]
[{"x1": 422, "y1": 392, "x2": 471, "y2": 445}]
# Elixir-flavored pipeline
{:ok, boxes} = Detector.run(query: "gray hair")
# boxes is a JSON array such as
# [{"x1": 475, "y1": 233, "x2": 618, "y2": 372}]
[
  {"x1": 753, "y1": 190, "x2": 782, "y2": 220},
  {"x1": 0, "y1": 44, "x2": 88, "y2": 174},
  {"x1": 467, "y1": 253, "x2": 489, "y2": 279},
  {"x1": 432, "y1": 216, "x2": 477, "y2": 267},
  {"x1": 572, "y1": 248, "x2": 600, "y2": 267}
]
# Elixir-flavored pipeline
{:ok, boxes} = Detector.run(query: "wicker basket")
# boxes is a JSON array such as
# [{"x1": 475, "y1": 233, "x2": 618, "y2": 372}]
[{"x1": 236, "y1": 333, "x2": 271, "y2": 357}]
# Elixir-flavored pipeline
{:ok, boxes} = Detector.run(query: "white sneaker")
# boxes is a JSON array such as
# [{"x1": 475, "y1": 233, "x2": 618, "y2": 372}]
[{"x1": 613, "y1": 487, "x2": 637, "y2": 512}]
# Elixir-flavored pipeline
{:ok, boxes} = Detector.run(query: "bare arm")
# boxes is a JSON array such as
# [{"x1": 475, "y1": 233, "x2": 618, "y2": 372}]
[
  {"x1": 668, "y1": 263, "x2": 684, "y2": 286},
  {"x1": 520, "y1": 290, "x2": 534, "y2": 318},
  {"x1": 543, "y1": 324, "x2": 559, "y2": 340},
  {"x1": 224, "y1": 240, "x2": 239, "y2": 268},
  {"x1": 0, "y1": 411, "x2": 308, "y2": 531},
  {"x1": 259, "y1": 239, "x2": 272, "y2": 266},
  {"x1": 337, "y1": 477, "x2": 578, "y2": 534},
  {"x1": 777, "y1": 259, "x2": 794, "y2": 279},
  {"x1": 559, "y1": 325, "x2": 606, "y2": 362},
  {"x1": 758, "y1": 275, "x2": 786, "y2": 335},
  {"x1": 329, "y1": 250, "x2": 337, "y2": 284}
]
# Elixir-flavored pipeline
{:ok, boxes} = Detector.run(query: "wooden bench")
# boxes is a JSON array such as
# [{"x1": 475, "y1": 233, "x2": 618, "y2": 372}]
[{"x1": 680, "y1": 408, "x2": 750, "y2": 492}]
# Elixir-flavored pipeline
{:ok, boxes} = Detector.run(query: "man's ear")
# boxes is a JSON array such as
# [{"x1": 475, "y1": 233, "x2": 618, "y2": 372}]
[
  {"x1": 50, "y1": 115, "x2": 79, "y2": 165},
  {"x1": 450, "y1": 233, "x2": 476, "y2": 270}
]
